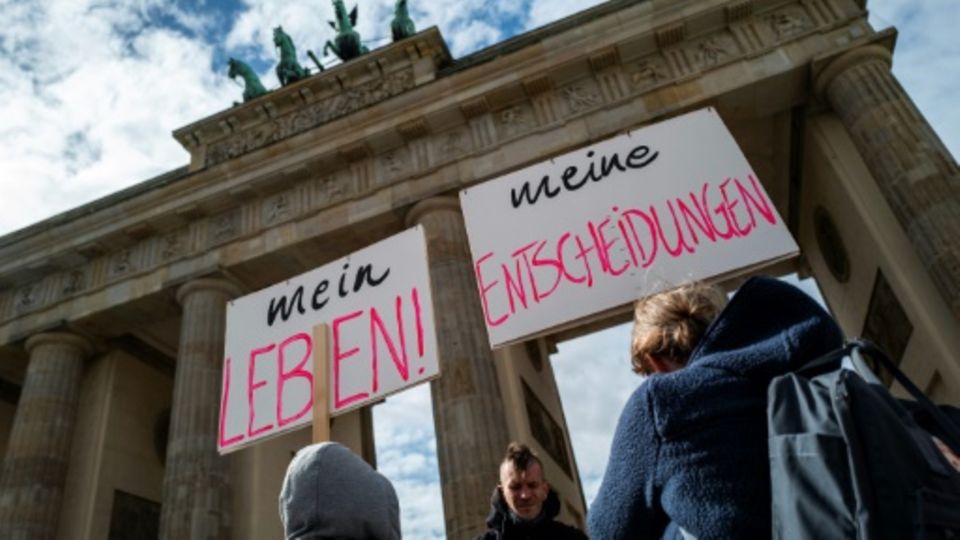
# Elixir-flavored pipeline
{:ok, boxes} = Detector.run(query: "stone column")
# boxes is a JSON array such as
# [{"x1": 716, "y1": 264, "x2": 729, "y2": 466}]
[
  {"x1": 0, "y1": 331, "x2": 92, "y2": 540},
  {"x1": 159, "y1": 278, "x2": 241, "y2": 540},
  {"x1": 815, "y1": 45, "x2": 960, "y2": 320},
  {"x1": 407, "y1": 197, "x2": 510, "y2": 538}
]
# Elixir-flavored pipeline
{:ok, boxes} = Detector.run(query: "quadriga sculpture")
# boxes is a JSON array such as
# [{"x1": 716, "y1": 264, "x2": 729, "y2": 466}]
[
  {"x1": 323, "y1": 0, "x2": 368, "y2": 62},
  {"x1": 228, "y1": 58, "x2": 267, "y2": 102},
  {"x1": 273, "y1": 26, "x2": 317, "y2": 86},
  {"x1": 391, "y1": 0, "x2": 416, "y2": 42}
]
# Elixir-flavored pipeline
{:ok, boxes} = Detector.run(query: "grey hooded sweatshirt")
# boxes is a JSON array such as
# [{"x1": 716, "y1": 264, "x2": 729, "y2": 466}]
[{"x1": 279, "y1": 442, "x2": 401, "y2": 540}]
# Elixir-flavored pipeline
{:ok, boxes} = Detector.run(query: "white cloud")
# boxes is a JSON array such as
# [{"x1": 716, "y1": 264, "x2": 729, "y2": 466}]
[
  {"x1": 0, "y1": 0, "x2": 233, "y2": 234},
  {"x1": 373, "y1": 383, "x2": 445, "y2": 540}
]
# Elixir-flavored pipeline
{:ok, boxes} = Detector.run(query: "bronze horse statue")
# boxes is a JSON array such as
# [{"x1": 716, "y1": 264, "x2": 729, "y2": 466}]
[
  {"x1": 391, "y1": 0, "x2": 416, "y2": 42},
  {"x1": 323, "y1": 0, "x2": 368, "y2": 62},
  {"x1": 273, "y1": 26, "x2": 313, "y2": 86},
  {"x1": 228, "y1": 58, "x2": 267, "y2": 102}
]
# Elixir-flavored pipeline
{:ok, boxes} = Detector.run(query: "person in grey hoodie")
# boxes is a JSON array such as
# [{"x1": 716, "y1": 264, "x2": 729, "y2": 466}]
[{"x1": 279, "y1": 442, "x2": 401, "y2": 540}]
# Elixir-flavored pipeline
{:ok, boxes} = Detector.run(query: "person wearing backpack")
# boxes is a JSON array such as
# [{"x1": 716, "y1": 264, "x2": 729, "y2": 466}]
[{"x1": 588, "y1": 276, "x2": 843, "y2": 539}]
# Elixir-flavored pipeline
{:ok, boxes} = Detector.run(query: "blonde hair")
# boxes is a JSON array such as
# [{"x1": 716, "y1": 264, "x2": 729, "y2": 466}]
[{"x1": 630, "y1": 282, "x2": 727, "y2": 375}]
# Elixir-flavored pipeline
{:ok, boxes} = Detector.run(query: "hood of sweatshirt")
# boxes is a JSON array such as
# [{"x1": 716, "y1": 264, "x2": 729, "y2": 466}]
[
  {"x1": 649, "y1": 275, "x2": 844, "y2": 439},
  {"x1": 279, "y1": 442, "x2": 401, "y2": 540}
]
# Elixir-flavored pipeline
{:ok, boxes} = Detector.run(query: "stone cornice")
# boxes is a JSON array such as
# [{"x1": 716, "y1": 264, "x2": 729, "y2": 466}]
[
  {"x1": 0, "y1": 0, "x2": 870, "y2": 342},
  {"x1": 173, "y1": 26, "x2": 452, "y2": 170}
]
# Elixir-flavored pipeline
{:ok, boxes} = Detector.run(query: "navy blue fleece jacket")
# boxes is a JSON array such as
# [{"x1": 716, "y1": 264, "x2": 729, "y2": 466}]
[{"x1": 588, "y1": 276, "x2": 843, "y2": 539}]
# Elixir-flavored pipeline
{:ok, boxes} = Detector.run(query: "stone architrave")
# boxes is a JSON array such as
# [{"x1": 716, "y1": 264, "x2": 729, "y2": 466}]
[
  {"x1": 0, "y1": 332, "x2": 93, "y2": 540},
  {"x1": 406, "y1": 197, "x2": 510, "y2": 539},
  {"x1": 159, "y1": 278, "x2": 241, "y2": 540},
  {"x1": 816, "y1": 44, "x2": 960, "y2": 321}
]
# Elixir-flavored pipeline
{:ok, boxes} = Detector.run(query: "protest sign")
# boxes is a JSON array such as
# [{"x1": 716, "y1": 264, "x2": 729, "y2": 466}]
[
  {"x1": 218, "y1": 226, "x2": 439, "y2": 453},
  {"x1": 459, "y1": 108, "x2": 798, "y2": 347}
]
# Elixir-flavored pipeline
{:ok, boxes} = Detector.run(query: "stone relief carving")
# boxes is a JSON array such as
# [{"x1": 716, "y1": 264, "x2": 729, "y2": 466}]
[
  {"x1": 498, "y1": 104, "x2": 535, "y2": 138},
  {"x1": 631, "y1": 55, "x2": 671, "y2": 89},
  {"x1": 767, "y1": 9, "x2": 811, "y2": 40},
  {"x1": 62, "y1": 270, "x2": 85, "y2": 296},
  {"x1": 160, "y1": 232, "x2": 184, "y2": 261},
  {"x1": 15, "y1": 285, "x2": 37, "y2": 311},
  {"x1": 205, "y1": 69, "x2": 415, "y2": 167},
  {"x1": 439, "y1": 128, "x2": 470, "y2": 159},
  {"x1": 381, "y1": 150, "x2": 407, "y2": 177},
  {"x1": 316, "y1": 175, "x2": 348, "y2": 203},
  {"x1": 263, "y1": 192, "x2": 293, "y2": 225},
  {"x1": 561, "y1": 83, "x2": 601, "y2": 113},
  {"x1": 695, "y1": 34, "x2": 737, "y2": 68},
  {"x1": 210, "y1": 211, "x2": 241, "y2": 244},
  {"x1": 112, "y1": 249, "x2": 134, "y2": 275}
]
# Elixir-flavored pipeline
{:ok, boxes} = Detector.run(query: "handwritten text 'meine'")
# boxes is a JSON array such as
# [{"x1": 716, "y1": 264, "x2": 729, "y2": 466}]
[{"x1": 509, "y1": 144, "x2": 659, "y2": 208}]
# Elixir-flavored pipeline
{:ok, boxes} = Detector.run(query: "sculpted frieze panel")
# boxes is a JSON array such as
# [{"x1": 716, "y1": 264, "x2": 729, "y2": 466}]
[
  {"x1": 312, "y1": 173, "x2": 353, "y2": 208},
  {"x1": 436, "y1": 127, "x2": 472, "y2": 162},
  {"x1": 496, "y1": 103, "x2": 536, "y2": 140},
  {"x1": 205, "y1": 69, "x2": 415, "y2": 168},
  {"x1": 263, "y1": 190, "x2": 298, "y2": 226},
  {"x1": 630, "y1": 54, "x2": 672, "y2": 91},
  {"x1": 560, "y1": 81, "x2": 602, "y2": 115},
  {"x1": 767, "y1": 6, "x2": 813, "y2": 41},
  {"x1": 380, "y1": 149, "x2": 409, "y2": 179},
  {"x1": 61, "y1": 270, "x2": 86, "y2": 297},
  {"x1": 110, "y1": 249, "x2": 136, "y2": 277},
  {"x1": 209, "y1": 209, "x2": 242, "y2": 246},
  {"x1": 692, "y1": 32, "x2": 740, "y2": 69},
  {"x1": 160, "y1": 230, "x2": 188, "y2": 261},
  {"x1": 15, "y1": 284, "x2": 38, "y2": 313}
]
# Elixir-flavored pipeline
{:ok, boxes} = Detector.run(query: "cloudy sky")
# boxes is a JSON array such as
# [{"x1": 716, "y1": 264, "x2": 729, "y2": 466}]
[{"x1": 0, "y1": 0, "x2": 957, "y2": 538}]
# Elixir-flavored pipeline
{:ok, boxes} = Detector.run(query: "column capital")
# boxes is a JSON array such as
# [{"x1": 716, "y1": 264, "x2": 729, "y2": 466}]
[
  {"x1": 405, "y1": 196, "x2": 461, "y2": 227},
  {"x1": 175, "y1": 278, "x2": 242, "y2": 306},
  {"x1": 24, "y1": 331, "x2": 93, "y2": 357},
  {"x1": 814, "y1": 44, "x2": 892, "y2": 99}
]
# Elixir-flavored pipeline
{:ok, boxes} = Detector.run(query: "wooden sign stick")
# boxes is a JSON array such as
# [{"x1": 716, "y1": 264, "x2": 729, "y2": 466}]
[{"x1": 312, "y1": 323, "x2": 331, "y2": 443}]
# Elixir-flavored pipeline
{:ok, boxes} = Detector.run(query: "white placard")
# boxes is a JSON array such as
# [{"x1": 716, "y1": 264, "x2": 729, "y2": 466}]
[
  {"x1": 459, "y1": 108, "x2": 798, "y2": 347},
  {"x1": 218, "y1": 226, "x2": 439, "y2": 453}
]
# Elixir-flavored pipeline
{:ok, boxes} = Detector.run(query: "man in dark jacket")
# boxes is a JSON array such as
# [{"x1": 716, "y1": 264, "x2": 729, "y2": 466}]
[
  {"x1": 588, "y1": 276, "x2": 844, "y2": 539},
  {"x1": 279, "y1": 442, "x2": 401, "y2": 540},
  {"x1": 476, "y1": 442, "x2": 588, "y2": 540}
]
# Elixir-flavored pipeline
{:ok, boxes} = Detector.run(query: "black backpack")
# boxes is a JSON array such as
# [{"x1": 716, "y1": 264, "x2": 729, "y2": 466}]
[{"x1": 768, "y1": 339, "x2": 960, "y2": 539}]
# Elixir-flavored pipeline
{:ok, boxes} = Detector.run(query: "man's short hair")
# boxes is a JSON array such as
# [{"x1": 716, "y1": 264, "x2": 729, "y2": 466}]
[{"x1": 502, "y1": 442, "x2": 542, "y2": 472}]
